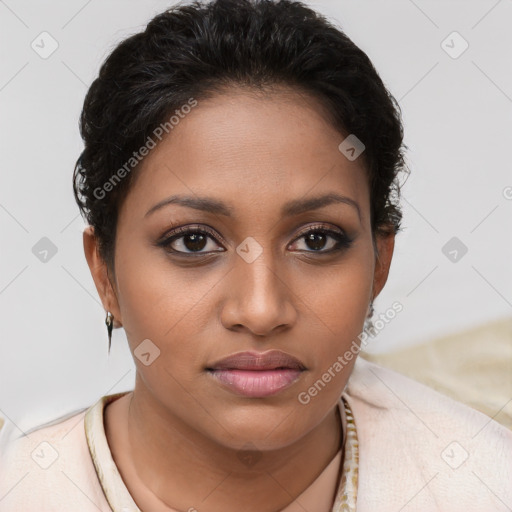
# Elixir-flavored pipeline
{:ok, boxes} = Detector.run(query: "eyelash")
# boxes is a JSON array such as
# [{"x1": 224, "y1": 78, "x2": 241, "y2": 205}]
[{"x1": 157, "y1": 223, "x2": 353, "y2": 256}]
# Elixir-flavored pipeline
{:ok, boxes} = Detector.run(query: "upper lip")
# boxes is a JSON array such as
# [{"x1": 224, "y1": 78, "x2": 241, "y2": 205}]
[{"x1": 207, "y1": 350, "x2": 306, "y2": 371}]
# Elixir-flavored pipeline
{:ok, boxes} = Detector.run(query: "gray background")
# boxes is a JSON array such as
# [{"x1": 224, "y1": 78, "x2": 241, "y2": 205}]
[{"x1": 1, "y1": 0, "x2": 511, "y2": 434}]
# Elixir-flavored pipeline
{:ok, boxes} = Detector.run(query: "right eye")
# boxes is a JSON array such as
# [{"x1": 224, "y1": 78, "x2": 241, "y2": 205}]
[{"x1": 158, "y1": 225, "x2": 226, "y2": 255}]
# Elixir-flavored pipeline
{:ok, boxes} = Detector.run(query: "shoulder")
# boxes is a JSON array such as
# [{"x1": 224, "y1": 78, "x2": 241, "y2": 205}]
[
  {"x1": 343, "y1": 357, "x2": 512, "y2": 511},
  {"x1": 0, "y1": 403, "x2": 111, "y2": 511}
]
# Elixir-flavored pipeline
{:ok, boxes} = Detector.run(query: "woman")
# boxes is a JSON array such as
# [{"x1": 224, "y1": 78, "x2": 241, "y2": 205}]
[{"x1": 1, "y1": 0, "x2": 510, "y2": 510}]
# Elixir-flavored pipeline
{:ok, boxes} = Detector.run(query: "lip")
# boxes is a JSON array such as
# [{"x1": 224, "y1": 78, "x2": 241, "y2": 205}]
[
  {"x1": 206, "y1": 350, "x2": 306, "y2": 398},
  {"x1": 207, "y1": 350, "x2": 306, "y2": 371}
]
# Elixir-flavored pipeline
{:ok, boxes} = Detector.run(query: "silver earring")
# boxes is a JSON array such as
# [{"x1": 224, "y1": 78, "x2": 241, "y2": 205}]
[
  {"x1": 105, "y1": 311, "x2": 114, "y2": 354},
  {"x1": 364, "y1": 301, "x2": 375, "y2": 334}
]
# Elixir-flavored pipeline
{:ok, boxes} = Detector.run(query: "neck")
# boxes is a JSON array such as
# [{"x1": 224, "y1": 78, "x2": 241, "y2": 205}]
[{"x1": 107, "y1": 386, "x2": 343, "y2": 512}]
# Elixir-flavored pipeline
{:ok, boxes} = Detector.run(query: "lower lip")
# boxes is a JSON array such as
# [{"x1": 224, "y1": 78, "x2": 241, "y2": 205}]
[{"x1": 208, "y1": 369, "x2": 303, "y2": 397}]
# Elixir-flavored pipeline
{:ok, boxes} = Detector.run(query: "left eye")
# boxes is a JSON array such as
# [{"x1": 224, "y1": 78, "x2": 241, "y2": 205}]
[{"x1": 290, "y1": 228, "x2": 352, "y2": 253}]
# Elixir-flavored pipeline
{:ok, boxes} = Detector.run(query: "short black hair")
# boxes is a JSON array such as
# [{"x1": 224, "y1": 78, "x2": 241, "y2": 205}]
[{"x1": 73, "y1": 0, "x2": 408, "y2": 272}]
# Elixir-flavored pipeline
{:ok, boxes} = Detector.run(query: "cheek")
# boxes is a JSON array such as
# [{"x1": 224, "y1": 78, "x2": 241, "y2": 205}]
[
  {"x1": 306, "y1": 252, "x2": 373, "y2": 331},
  {"x1": 115, "y1": 249, "x2": 218, "y2": 367},
  {"x1": 297, "y1": 250, "x2": 373, "y2": 387},
  {"x1": 115, "y1": 263, "x2": 208, "y2": 406}
]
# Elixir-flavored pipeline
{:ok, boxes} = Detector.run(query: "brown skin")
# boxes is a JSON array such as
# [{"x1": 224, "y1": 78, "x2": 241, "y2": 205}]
[{"x1": 84, "y1": 87, "x2": 394, "y2": 511}]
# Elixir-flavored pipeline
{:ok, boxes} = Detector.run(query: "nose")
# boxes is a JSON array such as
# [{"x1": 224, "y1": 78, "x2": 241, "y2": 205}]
[{"x1": 220, "y1": 249, "x2": 298, "y2": 337}]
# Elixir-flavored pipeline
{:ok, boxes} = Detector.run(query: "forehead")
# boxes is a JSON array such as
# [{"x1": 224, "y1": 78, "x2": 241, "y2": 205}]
[{"x1": 120, "y1": 88, "x2": 370, "y2": 222}]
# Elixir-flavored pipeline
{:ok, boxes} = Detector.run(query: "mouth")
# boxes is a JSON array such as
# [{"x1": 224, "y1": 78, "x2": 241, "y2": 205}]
[{"x1": 206, "y1": 350, "x2": 306, "y2": 398}]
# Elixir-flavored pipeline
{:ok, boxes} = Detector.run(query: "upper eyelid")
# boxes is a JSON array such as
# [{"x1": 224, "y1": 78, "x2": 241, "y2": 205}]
[
  {"x1": 163, "y1": 222, "x2": 345, "y2": 238},
  {"x1": 161, "y1": 224, "x2": 223, "y2": 242},
  {"x1": 292, "y1": 224, "x2": 346, "y2": 239}
]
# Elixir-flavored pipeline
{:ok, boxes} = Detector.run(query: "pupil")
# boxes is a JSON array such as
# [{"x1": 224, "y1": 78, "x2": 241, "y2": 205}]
[
  {"x1": 184, "y1": 233, "x2": 207, "y2": 251},
  {"x1": 306, "y1": 232, "x2": 326, "y2": 251}
]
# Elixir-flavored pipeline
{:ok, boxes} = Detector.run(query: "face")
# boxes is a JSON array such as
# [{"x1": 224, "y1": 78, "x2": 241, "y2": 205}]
[{"x1": 85, "y1": 87, "x2": 394, "y2": 451}]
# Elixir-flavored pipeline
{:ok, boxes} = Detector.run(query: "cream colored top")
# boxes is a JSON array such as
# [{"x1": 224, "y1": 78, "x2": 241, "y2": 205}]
[{"x1": 84, "y1": 393, "x2": 358, "y2": 511}]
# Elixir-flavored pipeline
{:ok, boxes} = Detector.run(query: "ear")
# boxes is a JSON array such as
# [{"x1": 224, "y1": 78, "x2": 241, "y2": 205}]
[
  {"x1": 83, "y1": 225, "x2": 123, "y2": 328},
  {"x1": 371, "y1": 230, "x2": 395, "y2": 301}
]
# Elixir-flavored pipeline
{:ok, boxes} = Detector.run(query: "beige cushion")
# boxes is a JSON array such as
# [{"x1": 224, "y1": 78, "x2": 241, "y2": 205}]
[{"x1": 361, "y1": 315, "x2": 512, "y2": 430}]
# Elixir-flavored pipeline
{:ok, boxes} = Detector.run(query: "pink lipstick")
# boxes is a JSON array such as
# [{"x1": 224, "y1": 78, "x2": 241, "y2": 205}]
[{"x1": 206, "y1": 350, "x2": 306, "y2": 398}]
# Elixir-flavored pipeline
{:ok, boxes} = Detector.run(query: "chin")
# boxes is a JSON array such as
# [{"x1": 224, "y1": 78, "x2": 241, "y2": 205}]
[{"x1": 207, "y1": 407, "x2": 312, "y2": 450}]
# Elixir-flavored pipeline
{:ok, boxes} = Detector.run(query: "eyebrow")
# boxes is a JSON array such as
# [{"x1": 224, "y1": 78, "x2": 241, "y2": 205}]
[{"x1": 145, "y1": 192, "x2": 361, "y2": 222}]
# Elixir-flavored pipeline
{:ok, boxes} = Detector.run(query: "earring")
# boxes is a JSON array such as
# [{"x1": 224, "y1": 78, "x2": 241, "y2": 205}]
[
  {"x1": 105, "y1": 311, "x2": 114, "y2": 354},
  {"x1": 364, "y1": 301, "x2": 375, "y2": 334}
]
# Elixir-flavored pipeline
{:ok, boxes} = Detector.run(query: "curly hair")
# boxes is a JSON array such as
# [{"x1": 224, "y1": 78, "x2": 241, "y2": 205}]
[{"x1": 73, "y1": 0, "x2": 409, "y2": 272}]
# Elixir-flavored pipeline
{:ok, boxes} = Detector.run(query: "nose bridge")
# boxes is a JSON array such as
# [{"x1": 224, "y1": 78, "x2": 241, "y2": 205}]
[
  {"x1": 223, "y1": 237, "x2": 296, "y2": 335},
  {"x1": 235, "y1": 240, "x2": 284, "y2": 302}
]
